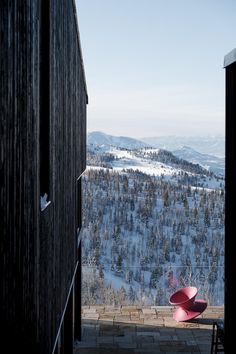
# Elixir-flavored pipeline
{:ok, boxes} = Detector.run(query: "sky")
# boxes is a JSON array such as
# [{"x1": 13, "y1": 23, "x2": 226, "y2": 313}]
[{"x1": 75, "y1": 0, "x2": 236, "y2": 138}]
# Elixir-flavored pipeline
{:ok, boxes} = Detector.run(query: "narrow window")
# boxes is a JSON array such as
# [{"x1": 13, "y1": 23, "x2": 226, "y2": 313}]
[
  {"x1": 77, "y1": 177, "x2": 82, "y2": 232},
  {"x1": 40, "y1": 0, "x2": 50, "y2": 210},
  {"x1": 75, "y1": 179, "x2": 82, "y2": 340}
]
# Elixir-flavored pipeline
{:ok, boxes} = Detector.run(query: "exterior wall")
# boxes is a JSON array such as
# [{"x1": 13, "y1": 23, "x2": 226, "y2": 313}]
[
  {"x1": 0, "y1": 1, "x2": 87, "y2": 353},
  {"x1": 225, "y1": 60, "x2": 236, "y2": 353}
]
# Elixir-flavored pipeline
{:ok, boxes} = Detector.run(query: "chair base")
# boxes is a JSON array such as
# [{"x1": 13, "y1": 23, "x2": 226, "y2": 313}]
[{"x1": 173, "y1": 299, "x2": 207, "y2": 322}]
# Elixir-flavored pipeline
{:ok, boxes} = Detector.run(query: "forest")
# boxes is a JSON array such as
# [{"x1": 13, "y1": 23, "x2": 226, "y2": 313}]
[{"x1": 81, "y1": 166, "x2": 224, "y2": 306}]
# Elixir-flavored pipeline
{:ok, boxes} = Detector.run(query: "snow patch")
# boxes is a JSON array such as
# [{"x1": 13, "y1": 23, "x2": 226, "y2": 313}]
[{"x1": 40, "y1": 193, "x2": 51, "y2": 211}]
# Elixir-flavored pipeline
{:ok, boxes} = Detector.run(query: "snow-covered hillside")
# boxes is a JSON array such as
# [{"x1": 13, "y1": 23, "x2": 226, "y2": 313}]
[
  {"x1": 88, "y1": 132, "x2": 225, "y2": 177},
  {"x1": 81, "y1": 134, "x2": 225, "y2": 306},
  {"x1": 87, "y1": 144, "x2": 224, "y2": 190}
]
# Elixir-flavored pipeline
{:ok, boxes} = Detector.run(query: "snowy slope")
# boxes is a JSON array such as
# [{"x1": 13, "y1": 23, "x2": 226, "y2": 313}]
[
  {"x1": 87, "y1": 145, "x2": 224, "y2": 189},
  {"x1": 88, "y1": 132, "x2": 224, "y2": 178},
  {"x1": 82, "y1": 134, "x2": 225, "y2": 307}
]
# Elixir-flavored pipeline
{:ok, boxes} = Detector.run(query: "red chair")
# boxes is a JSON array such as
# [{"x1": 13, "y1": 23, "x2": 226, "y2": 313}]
[{"x1": 169, "y1": 286, "x2": 207, "y2": 321}]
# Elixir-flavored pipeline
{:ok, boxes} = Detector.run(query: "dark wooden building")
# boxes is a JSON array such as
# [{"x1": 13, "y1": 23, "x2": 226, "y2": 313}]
[
  {"x1": 224, "y1": 48, "x2": 236, "y2": 353},
  {"x1": 0, "y1": 1, "x2": 87, "y2": 353}
]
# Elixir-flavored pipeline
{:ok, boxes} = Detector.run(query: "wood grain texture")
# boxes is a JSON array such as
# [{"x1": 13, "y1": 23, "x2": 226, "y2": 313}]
[
  {"x1": 0, "y1": 1, "x2": 87, "y2": 352},
  {"x1": 225, "y1": 61, "x2": 236, "y2": 354}
]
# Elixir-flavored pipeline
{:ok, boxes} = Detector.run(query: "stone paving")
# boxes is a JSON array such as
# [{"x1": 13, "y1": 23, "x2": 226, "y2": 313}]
[{"x1": 74, "y1": 306, "x2": 224, "y2": 354}]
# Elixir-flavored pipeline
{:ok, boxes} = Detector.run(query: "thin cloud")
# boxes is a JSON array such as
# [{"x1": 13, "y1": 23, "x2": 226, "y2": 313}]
[{"x1": 87, "y1": 85, "x2": 224, "y2": 137}]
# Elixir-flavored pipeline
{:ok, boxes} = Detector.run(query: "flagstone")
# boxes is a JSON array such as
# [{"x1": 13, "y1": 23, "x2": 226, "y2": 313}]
[{"x1": 74, "y1": 306, "x2": 224, "y2": 354}]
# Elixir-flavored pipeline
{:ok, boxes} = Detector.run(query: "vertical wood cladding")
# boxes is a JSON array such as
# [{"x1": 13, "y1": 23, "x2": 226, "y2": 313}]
[
  {"x1": 0, "y1": 1, "x2": 40, "y2": 349},
  {"x1": 0, "y1": 1, "x2": 87, "y2": 353},
  {"x1": 225, "y1": 62, "x2": 236, "y2": 353},
  {"x1": 40, "y1": 0, "x2": 50, "y2": 197}
]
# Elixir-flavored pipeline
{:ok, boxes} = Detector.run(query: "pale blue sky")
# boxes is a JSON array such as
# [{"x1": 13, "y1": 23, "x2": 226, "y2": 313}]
[{"x1": 75, "y1": 0, "x2": 235, "y2": 138}]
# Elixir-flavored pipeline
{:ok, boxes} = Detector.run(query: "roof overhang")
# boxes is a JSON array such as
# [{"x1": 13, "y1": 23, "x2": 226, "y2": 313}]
[{"x1": 224, "y1": 48, "x2": 236, "y2": 68}]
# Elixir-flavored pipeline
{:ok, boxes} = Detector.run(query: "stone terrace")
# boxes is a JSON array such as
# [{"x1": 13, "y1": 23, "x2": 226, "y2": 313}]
[{"x1": 74, "y1": 306, "x2": 224, "y2": 354}]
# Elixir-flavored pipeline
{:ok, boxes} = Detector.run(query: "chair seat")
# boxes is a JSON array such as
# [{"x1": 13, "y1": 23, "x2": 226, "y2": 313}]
[{"x1": 173, "y1": 299, "x2": 207, "y2": 322}]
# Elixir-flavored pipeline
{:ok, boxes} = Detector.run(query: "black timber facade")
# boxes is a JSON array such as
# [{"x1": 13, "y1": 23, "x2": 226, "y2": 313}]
[
  {"x1": 0, "y1": 1, "x2": 87, "y2": 353},
  {"x1": 224, "y1": 49, "x2": 236, "y2": 353}
]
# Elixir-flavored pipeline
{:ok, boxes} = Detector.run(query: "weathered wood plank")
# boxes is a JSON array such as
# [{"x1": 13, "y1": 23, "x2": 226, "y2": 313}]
[{"x1": 0, "y1": 1, "x2": 87, "y2": 353}]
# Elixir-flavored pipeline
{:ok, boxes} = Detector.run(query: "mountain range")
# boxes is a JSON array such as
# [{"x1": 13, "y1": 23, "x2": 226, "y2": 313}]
[
  {"x1": 141, "y1": 134, "x2": 225, "y2": 158},
  {"x1": 88, "y1": 131, "x2": 150, "y2": 150}
]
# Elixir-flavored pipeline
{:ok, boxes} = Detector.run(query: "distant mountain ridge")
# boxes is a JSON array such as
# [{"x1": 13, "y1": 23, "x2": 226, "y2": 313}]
[
  {"x1": 88, "y1": 131, "x2": 150, "y2": 150},
  {"x1": 173, "y1": 146, "x2": 225, "y2": 176},
  {"x1": 141, "y1": 135, "x2": 225, "y2": 158}
]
